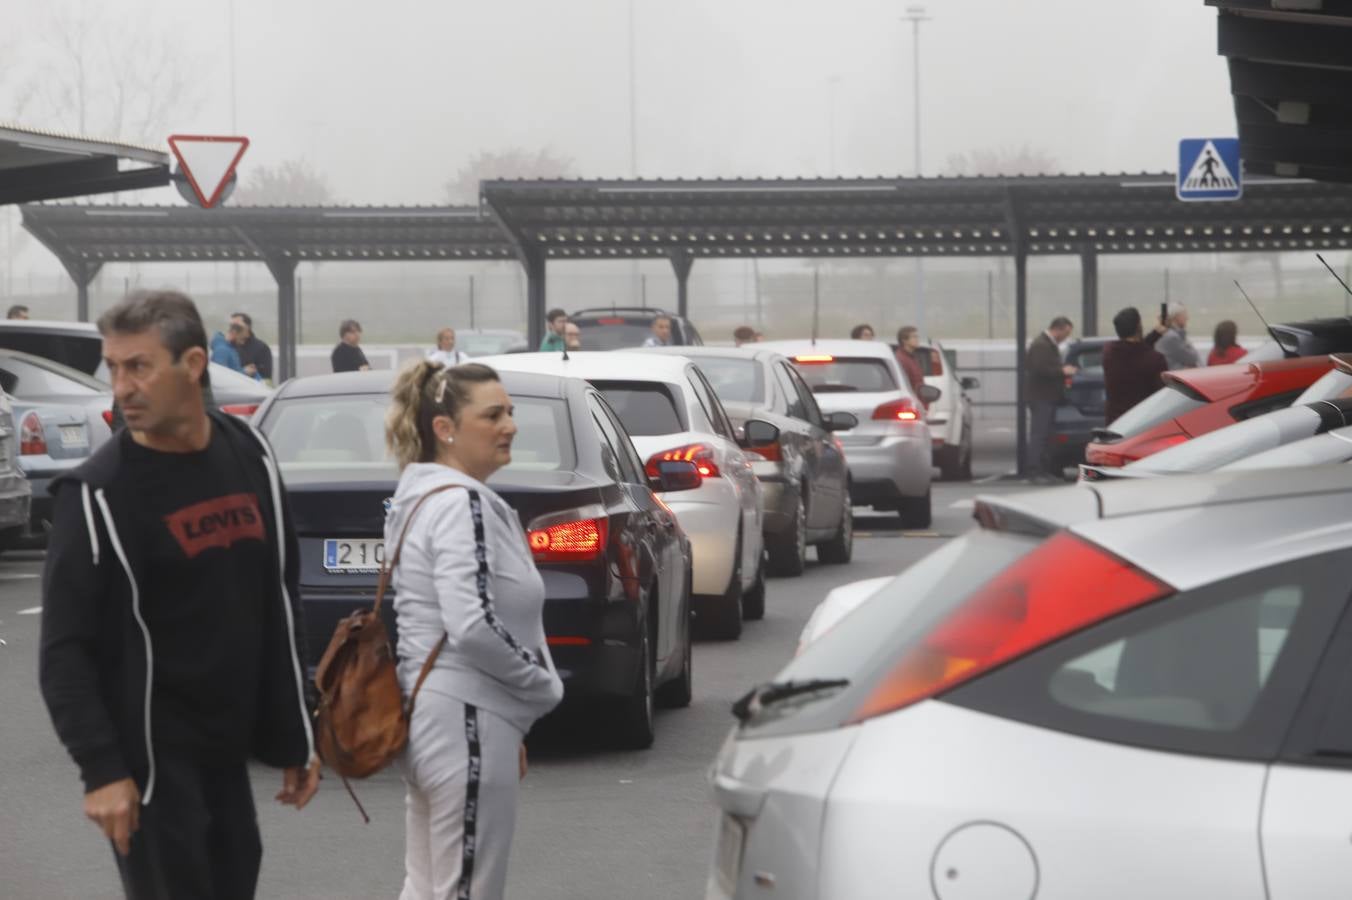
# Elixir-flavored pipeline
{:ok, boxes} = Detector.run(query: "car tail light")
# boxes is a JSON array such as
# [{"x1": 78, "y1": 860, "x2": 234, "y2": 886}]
[
  {"x1": 1064, "y1": 375, "x2": 1074, "y2": 389},
  {"x1": 645, "y1": 444, "x2": 721, "y2": 479},
  {"x1": 527, "y1": 517, "x2": 609, "y2": 562},
  {"x1": 19, "y1": 412, "x2": 46, "y2": 456},
  {"x1": 794, "y1": 354, "x2": 835, "y2": 364},
  {"x1": 850, "y1": 531, "x2": 1172, "y2": 723},
  {"x1": 872, "y1": 399, "x2": 921, "y2": 421},
  {"x1": 220, "y1": 403, "x2": 259, "y2": 418},
  {"x1": 102, "y1": 409, "x2": 114, "y2": 428},
  {"x1": 597, "y1": 317, "x2": 626, "y2": 325},
  {"x1": 747, "y1": 441, "x2": 782, "y2": 462}
]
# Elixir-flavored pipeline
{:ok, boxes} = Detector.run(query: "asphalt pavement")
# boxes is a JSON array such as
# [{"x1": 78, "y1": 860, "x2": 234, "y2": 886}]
[{"x1": 0, "y1": 443, "x2": 1033, "y2": 899}]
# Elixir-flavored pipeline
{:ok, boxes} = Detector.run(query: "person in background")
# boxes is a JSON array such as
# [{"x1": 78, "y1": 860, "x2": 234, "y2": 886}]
[
  {"x1": 539, "y1": 309, "x2": 568, "y2": 352},
  {"x1": 564, "y1": 322, "x2": 582, "y2": 351},
  {"x1": 753, "y1": 331, "x2": 765, "y2": 342},
  {"x1": 1025, "y1": 316, "x2": 1078, "y2": 484},
  {"x1": 230, "y1": 312, "x2": 273, "y2": 382},
  {"x1": 1156, "y1": 302, "x2": 1202, "y2": 370},
  {"x1": 1209, "y1": 319, "x2": 1245, "y2": 366},
  {"x1": 894, "y1": 325, "x2": 926, "y2": 396},
  {"x1": 1103, "y1": 307, "x2": 1168, "y2": 425},
  {"x1": 331, "y1": 319, "x2": 370, "y2": 373},
  {"x1": 733, "y1": 325, "x2": 757, "y2": 347},
  {"x1": 211, "y1": 323, "x2": 245, "y2": 372},
  {"x1": 7, "y1": 304, "x2": 29, "y2": 320},
  {"x1": 427, "y1": 327, "x2": 468, "y2": 367},
  {"x1": 642, "y1": 315, "x2": 673, "y2": 348},
  {"x1": 850, "y1": 324, "x2": 875, "y2": 341},
  {"x1": 384, "y1": 361, "x2": 563, "y2": 899}
]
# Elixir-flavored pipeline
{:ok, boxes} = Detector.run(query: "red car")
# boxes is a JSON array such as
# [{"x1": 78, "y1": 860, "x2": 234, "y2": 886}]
[{"x1": 1084, "y1": 355, "x2": 1334, "y2": 468}]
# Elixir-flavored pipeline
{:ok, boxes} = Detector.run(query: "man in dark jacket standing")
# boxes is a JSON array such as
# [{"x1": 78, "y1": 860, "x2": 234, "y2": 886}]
[
  {"x1": 39, "y1": 290, "x2": 318, "y2": 899},
  {"x1": 230, "y1": 311, "x2": 274, "y2": 382},
  {"x1": 1103, "y1": 306, "x2": 1169, "y2": 425},
  {"x1": 1025, "y1": 316, "x2": 1078, "y2": 482}
]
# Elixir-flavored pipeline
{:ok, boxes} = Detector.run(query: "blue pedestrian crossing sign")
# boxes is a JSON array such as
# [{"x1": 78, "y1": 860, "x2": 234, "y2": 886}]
[{"x1": 1177, "y1": 138, "x2": 1242, "y2": 201}]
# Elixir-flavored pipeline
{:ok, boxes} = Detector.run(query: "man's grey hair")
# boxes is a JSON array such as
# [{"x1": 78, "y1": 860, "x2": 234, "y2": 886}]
[
  {"x1": 1167, "y1": 302, "x2": 1188, "y2": 319},
  {"x1": 97, "y1": 290, "x2": 211, "y2": 386}
]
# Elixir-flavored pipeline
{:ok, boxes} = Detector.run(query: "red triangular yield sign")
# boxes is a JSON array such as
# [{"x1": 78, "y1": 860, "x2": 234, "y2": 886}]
[{"x1": 168, "y1": 135, "x2": 250, "y2": 208}]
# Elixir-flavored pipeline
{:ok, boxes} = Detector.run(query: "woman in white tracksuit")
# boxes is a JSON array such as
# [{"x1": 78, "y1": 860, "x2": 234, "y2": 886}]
[{"x1": 384, "y1": 360, "x2": 564, "y2": 900}]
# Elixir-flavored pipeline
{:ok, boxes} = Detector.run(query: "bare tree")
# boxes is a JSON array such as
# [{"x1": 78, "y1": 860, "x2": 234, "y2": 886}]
[
  {"x1": 445, "y1": 148, "x2": 577, "y2": 205},
  {"x1": 944, "y1": 145, "x2": 1061, "y2": 178},
  {"x1": 230, "y1": 159, "x2": 335, "y2": 206}
]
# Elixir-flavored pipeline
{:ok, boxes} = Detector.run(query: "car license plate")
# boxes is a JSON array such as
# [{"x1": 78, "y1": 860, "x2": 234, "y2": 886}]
[
  {"x1": 713, "y1": 814, "x2": 745, "y2": 896},
  {"x1": 323, "y1": 538, "x2": 385, "y2": 573},
  {"x1": 60, "y1": 424, "x2": 87, "y2": 446}
]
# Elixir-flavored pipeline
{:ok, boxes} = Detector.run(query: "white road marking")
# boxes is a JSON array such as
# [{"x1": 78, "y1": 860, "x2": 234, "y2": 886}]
[
  {"x1": 0, "y1": 574, "x2": 39, "y2": 582},
  {"x1": 18, "y1": 606, "x2": 41, "y2": 615},
  {"x1": 949, "y1": 499, "x2": 975, "y2": 510}
]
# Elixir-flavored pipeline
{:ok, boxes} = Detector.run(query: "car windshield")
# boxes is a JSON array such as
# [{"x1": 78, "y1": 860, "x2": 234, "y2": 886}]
[
  {"x1": 1294, "y1": 367, "x2": 1352, "y2": 404},
  {"x1": 0, "y1": 329, "x2": 103, "y2": 375},
  {"x1": 1104, "y1": 384, "x2": 1208, "y2": 438},
  {"x1": 459, "y1": 333, "x2": 524, "y2": 355},
  {"x1": 693, "y1": 357, "x2": 764, "y2": 404},
  {"x1": 791, "y1": 357, "x2": 898, "y2": 393},
  {"x1": 0, "y1": 353, "x2": 107, "y2": 397},
  {"x1": 1072, "y1": 346, "x2": 1105, "y2": 375},
  {"x1": 261, "y1": 394, "x2": 575, "y2": 471},
  {"x1": 589, "y1": 381, "x2": 688, "y2": 435},
  {"x1": 574, "y1": 317, "x2": 670, "y2": 350},
  {"x1": 1238, "y1": 340, "x2": 1287, "y2": 364},
  {"x1": 1129, "y1": 409, "x2": 1310, "y2": 475}
]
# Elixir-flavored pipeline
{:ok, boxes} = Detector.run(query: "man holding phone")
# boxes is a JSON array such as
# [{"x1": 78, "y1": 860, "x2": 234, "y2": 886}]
[{"x1": 1156, "y1": 302, "x2": 1202, "y2": 370}]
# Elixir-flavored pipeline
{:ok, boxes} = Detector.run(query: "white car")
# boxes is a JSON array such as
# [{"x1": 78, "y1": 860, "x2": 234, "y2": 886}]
[
  {"x1": 477, "y1": 352, "x2": 766, "y2": 639},
  {"x1": 759, "y1": 339, "x2": 934, "y2": 527},
  {"x1": 915, "y1": 340, "x2": 977, "y2": 480},
  {"x1": 795, "y1": 576, "x2": 891, "y2": 654},
  {"x1": 710, "y1": 465, "x2": 1352, "y2": 899}
]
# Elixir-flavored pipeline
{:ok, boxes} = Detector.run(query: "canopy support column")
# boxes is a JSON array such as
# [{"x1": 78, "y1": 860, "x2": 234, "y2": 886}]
[
  {"x1": 670, "y1": 251, "x2": 694, "y2": 319},
  {"x1": 65, "y1": 258, "x2": 103, "y2": 323},
  {"x1": 265, "y1": 256, "x2": 297, "y2": 382},
  {"x1": 1080, "y1": 248, "x2": 1099, "y2": 337},
  {"x1": 524, "y1": 250, "x2": 547, "y2": 350}
]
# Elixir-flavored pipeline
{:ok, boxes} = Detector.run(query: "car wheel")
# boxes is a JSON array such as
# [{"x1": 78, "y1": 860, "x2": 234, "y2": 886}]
[
  {"x1": 655, "y1": 587, "x2": 693, "y2": 709},
  {"x1": 766, "y1": 493, "x2": 807, "y2": 577},
  {"x1": 703, "y1": 533, "x2": 744, "y2": 640},
  {"x1": 959, "y1": 429, "x2": 974, "y2": 480},
  {"x1": 742, "y1": 550, "x2": 767, "y2": 621},
  {"x1": 817, "y1": 501, "x2": 853, "y2": 564},
  {"x1": 897, "y1": 488, "x2": 932, "y2": 529},
  {"x1": 616, "y1": 617, "x2": 656, "y2": 749}
]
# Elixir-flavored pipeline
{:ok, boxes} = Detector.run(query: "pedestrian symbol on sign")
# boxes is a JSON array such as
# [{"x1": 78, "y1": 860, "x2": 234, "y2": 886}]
[{"x1": 1177, "y1": 138, "x2": 1242, "y2": 202}]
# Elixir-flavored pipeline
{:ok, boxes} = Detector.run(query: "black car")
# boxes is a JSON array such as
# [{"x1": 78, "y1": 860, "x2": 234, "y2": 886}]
[
  {"x1": 255, "y1": 368, "x2": 695, "y2": 749},
  {"x1": 1242, "y1": 317, "x2": 1352, "y2": 362},
  {"x1": 1051, "y1": 337, "x2": 1112, "y2": 471},
  {"x1": 570, "y1": 307, "x2": 704, "y2": 350}
]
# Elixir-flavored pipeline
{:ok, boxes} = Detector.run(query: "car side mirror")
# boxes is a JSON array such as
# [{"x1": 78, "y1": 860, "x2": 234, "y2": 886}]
[
  {"x1": 650, "y1": 460, "x2": 702, "y2": 493},
  {"x1": 960, "y1": 376, "x2": 980, "y2": 391},
  {"x1": 918, "y1": 384, "x2": 942, "y2": 404},
  {"x1": 824, "y1": 411, "x2": 858, "y2": 432},
  {"x1": 740, "y1": 418, "x2": 780, "y2": 449}
]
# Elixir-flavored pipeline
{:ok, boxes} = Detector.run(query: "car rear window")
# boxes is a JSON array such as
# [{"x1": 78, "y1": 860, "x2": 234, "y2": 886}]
[
  {"x1": 1104, "y1": 384, "x2": 1208, "y2": 438},
  {"x1": 589, "y1": 380, "x2": 688, "y2": 436},
  {"x1": 0, "y1": 354, "x2": 106, "y2": 397},
  {"x1": 574, "y1": 317, "x2": 669, "y2": 351},
  {"x1": 1071, "y1": 346, "x2": 1105, "y2": 375},
  {"x1": 693, "y1": 357, "x2": 764, "y2": 404},
  {"x1": 261, "y1": 394, "x2": 575, "y2": 471},
  {"x1": 459, "y1": 333, "x2": 525, "y2": 356},
  {"x1": 0, "y1": 330, "x2": 104, "y2": 376},
  {"x1": 1294, "y1": 367, "x2": 1352, "y2": 404},
  {"x1": 791, "y1": 357, "x2": 898, "y2": 393}
]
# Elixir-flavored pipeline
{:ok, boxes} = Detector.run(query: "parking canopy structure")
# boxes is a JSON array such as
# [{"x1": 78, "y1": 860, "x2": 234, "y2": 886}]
[
  {"x1": 20, "y1": 204, "x2": 514, "y2": 380},
  {"x1": 1209, "y1": 0, "x2": 1352, "y2": 183},
  {"x1": 0, "y1": 123, "x2": 170, "y2": 206},
  {"x1": 483, "y1": 173, "x2": 1352, "y2": 470}
]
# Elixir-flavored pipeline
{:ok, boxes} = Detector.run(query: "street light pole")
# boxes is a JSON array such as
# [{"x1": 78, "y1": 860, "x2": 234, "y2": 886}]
[{"x1": 903, "y1": 5, "x2": 930, "y2": 335}]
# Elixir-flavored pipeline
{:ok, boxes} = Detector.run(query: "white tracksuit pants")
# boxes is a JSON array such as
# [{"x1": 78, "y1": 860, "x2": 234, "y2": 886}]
[{"x1": 401, "y1": 690, "x2": 524, "y2": 900}]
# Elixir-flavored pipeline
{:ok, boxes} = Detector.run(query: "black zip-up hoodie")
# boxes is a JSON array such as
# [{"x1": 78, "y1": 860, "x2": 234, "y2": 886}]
[{"x1": 38, "y1": 410, "x2": 314, "y2": 802}]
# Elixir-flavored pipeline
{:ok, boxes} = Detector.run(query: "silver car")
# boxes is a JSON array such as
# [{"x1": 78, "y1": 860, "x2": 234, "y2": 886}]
[
  {"x1": 710, "y1": 465, "x2": 1352, "y2": 899},
  {"x1": 759, "y1": 339, "x2": 934, "y2": 527},
  {"x1": 0, "y1": 386, "x2": 32, "y2": 552},
  {"x1": 645, "y1": 346, "x2": 856, "y2": 579}
]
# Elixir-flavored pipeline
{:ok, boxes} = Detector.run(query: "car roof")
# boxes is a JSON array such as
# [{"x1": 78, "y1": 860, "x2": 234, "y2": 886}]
[
  {"x1": 571, "y1": 307, "x2": 681, "y2": 320},
  {"x1": 1165, "y1": 354, "x2": 1330, "y2": 401},
  {"x1": 274, "y1": 367, "x2": 572, "y2": 400},
  {"x1": 641, "y1": 345, "x2": 781, "y2": 364},
  {"x1": 0, "y1": 319, "x2": 99, "y2": 336},
  {"x1": 756, "y1": 339, "x2": 896, "y2": 360},
  {"x1": 473, "y1": 351, "x2": 694, "y2": 382}
]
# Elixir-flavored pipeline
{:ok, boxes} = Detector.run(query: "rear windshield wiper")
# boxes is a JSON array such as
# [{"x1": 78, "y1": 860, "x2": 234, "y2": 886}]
[{"x1": 732, "y1": 678, "x2": 850, "y2": 722}]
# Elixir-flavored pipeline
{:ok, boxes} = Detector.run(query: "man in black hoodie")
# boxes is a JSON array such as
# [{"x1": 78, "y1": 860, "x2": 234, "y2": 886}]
[
  {"x1": 1103, "y1": 306, "x2": 1169, "y2": 425},
  {"x1": 39, "y1": 290, "x2": 318, "y2": 899}
]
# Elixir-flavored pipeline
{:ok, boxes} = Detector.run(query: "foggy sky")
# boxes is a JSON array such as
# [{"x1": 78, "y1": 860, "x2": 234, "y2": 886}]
[{"x1": 5, "y1": 0, "x2": 1234, "y2": 205}]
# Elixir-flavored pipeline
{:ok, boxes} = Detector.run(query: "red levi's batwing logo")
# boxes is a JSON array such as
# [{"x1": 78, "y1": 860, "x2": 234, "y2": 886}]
[{"x1": 163, "y1": 493, "x2": 266, "y2": 558}]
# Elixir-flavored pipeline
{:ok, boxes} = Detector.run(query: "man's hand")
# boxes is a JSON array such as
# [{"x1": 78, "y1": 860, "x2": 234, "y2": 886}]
[
  {"x1": 1061, "y1": 364, "x2": 1079, "y2": 376},
  {"x1": 243, "y1": 364, "x2": 258, "y2": 376},
  {"x1": 276, "y1": 758, "x2": 321, "y2": 810},
  {"x1": 519, "y1": 745, "x2": 528, "y2": 781},
  {"x1": 85, "y1": 778, "x2": 140, "y2": 857}
]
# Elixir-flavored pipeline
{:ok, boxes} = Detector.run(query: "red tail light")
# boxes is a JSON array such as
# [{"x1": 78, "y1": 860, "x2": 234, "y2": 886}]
[
  {"x1": 19, "y1": 412, "x2": 46, "y2": 456},
  {"x1": 220, "y1": 403, "x2": 259, "y2": 419},
  {"x1": 747, "y1": 441, "x2": 782, "y2": 462},
  {"x1": 102, "y1": 409, "x2": 114, "y2": 428},
  {"x1": 645, "y1": 444, "x2": 721, "y2": 479},
  {"x1": 528, "y1": 517, "x2": 609, "y2": 562},
  {"x1": 850, "y1": 532, "x2": 1172, "y2": 723},
  {"x1": 872, "y1": 399, "x2": 921, "y2": 422}
]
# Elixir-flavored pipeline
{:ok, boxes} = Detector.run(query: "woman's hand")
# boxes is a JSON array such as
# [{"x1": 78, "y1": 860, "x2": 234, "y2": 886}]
[{"x1": 519, "y1": 744, "x2": 528, "y2": 781}]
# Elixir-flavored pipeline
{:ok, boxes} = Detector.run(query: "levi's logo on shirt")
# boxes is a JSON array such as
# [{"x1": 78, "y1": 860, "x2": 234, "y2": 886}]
[{"x1": 163, "y1": 493, "x2": 265, "y2": 558}]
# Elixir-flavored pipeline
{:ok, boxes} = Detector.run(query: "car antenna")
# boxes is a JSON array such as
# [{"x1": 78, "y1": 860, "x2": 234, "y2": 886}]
[
  {"x1": 1315, "y1": 253, "x2": 1352, "y2": 316},
  {"x1": 1233, "y1": 280, "x2": 1294, "y2": 359}
]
